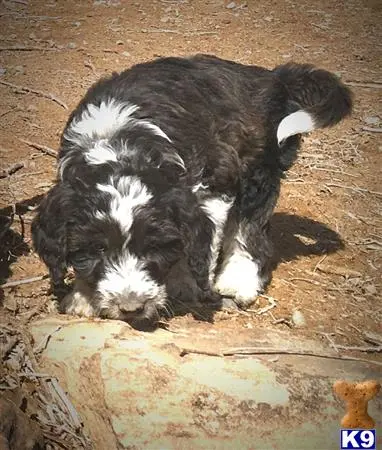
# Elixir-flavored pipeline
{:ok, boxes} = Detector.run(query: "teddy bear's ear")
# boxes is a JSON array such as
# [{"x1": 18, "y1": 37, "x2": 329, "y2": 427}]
[
  {"x1": 361, "y1": 380, "x2": 381, "y2": 400},
  {"x1": 333, "y1": 380, "x2": 349, "y2": 397}
]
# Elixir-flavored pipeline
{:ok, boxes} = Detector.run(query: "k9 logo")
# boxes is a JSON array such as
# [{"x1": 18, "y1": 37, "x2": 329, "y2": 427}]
[{"x1": 340, "y1": 429, "x2": 376, "y2": 449}]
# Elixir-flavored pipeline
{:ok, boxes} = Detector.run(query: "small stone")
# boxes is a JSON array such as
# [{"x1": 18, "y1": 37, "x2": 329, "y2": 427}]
[
  {"x1": 160, "y1": 16, "x2": 170, "y2": 23},
  {"x1": 122, "y1": 51, "x2": 131, "y2": 57},
  {"x1": 14, "y1": 65, "x2": 25, "y2": 75},
  {"x1": 72, "y1": 21, "x2": 81, "y2": 27},
  {"x1": 67, "y1": 42, "x2": 77, "y2": 49},
  {"x1": 364, "y1": 116, "x2": 380, "y2": 125},
  {"x1": 292, "y1": 310, "x2": 306, "y2": 328},
  {"x1": 0, "y1": 67, "x2": 6, "y2": 76},
  {"x1": 116, "y1": 40, "x2": 124, "y2": 45},
  {"x1": 364, "y1": 284, "x2": 377, "y2": 295},
  {"x1": 226, "y1": 1, "x2": 236, "y2": 8}
]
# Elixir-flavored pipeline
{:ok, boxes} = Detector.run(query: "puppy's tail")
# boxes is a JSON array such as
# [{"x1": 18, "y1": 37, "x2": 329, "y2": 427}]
[{"x1": 274, "y1": 62, "x2": 353, "y2": 145}]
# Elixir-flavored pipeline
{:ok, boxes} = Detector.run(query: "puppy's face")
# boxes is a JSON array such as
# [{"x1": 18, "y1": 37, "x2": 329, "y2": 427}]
[
  {"x1": 33, "y1": 177, "x2": 189, "y2": 326},
  {"x1": 68, "y1": 214, "x2": 185, "y2": 323}
]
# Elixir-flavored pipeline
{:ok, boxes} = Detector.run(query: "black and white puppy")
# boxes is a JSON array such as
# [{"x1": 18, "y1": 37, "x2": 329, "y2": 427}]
[{"x1": 32, "y1": 54, "x2": 352, "y2": 326}]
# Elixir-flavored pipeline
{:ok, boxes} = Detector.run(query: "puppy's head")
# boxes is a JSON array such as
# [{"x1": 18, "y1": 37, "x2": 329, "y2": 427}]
[{"x1": 32, "y1": 176, "x2": 197, "y2": 326}]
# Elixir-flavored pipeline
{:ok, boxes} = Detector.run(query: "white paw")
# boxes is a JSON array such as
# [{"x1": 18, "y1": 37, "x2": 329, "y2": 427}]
[
  {"x1": 61, "y1": 281, "x2": 96, "y2": 317},
  {"x1": 214, "y1": 252, "x2": 264, "y2": 308}
]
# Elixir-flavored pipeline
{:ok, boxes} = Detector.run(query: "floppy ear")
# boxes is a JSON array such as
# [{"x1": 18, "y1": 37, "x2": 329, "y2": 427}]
[{"x1": 31, "y1": 183, "x2": 71, "y2": 291}]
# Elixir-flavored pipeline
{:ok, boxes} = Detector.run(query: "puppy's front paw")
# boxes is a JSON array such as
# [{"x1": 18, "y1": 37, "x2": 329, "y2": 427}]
[
  {"x1": 60, "y1": 285, "x2": 95, "y2": 317},
  {"x1": 199, "y1": 288, "x2": 222, "y2": 304},
  {"x1": 214, "y1": 254, "x2": 264, "y2": 308}
]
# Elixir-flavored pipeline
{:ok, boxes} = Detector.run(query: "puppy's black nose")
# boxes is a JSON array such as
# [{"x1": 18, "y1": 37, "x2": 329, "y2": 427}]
[{"x1": 118, "y1": 300, "x2": 145, "y2": 314}]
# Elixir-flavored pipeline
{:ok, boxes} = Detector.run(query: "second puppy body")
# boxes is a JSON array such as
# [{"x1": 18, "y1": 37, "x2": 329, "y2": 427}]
[{"x1": 32, "y1": 54, "x2": 352, "y2": 326}]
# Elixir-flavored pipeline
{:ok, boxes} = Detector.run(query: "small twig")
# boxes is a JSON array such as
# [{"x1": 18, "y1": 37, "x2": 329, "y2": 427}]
[
  {"x1": 317, "y1": 332, "x2": 339, "y2": 353},
  {"x1": 348, "y1": 323, "x2": 362, "y2": 333},
  {"x1": 362, "y1": 126, "x2": 382, "y2": 133},
  {"x1": 315, "y1": 264, "x2": 362, "y2": 278},
  {"x1": 141, "y1": 28, "x2": 218, "y2": 36},
  {"x1": 324, "y1": 183, "x2": 382, "y2": 197},
  {"x1": 221, "y1": 347, "x2": 382, "y2": 365},
  {"x1": 34, "y1": 326, "x2": 62, "y2": 355},
  {"x1": 0, "y1": 162, "x2": 24, "y2": 178},
  {"x1": 310, "y1": 166, "x2": 359, "y2": 178},
  {"x1": 289, "y1": 277, "x2": 326, "y2": 286},
  {"x1": 141, "y1": 28, "x2": 180, "y2": 34},
  {"x1": 180, "y1": 346, "x2": 382, "y2": 365},
  {"x1": 180, "y1": 348, "x2": 223, "y2": 357},
  {"x1": 221, "y1": 308, "x2": 251, "y2": 317},
  {"x1": 363, "y1": 331, "x2": 382, "y2": 346},
  {"x1": 345, "y1": 81, "x2": 382, "y2": 89},
  {"x1": 313, "y1": 254, "x2": 327, "y2": 273},
  {"x1": 334, "y1": 344, "x2": 382, "y2": 353},
  {"x1": 84, "y1": 60, "x2": 97, "y2": 75},
  {"x1": 102, "y1": 48, "x2": 119, "y2": 54},
  {"x1": 311, "y1": 22, "x2": 330, "y2": 30},
  {"x1": 0, "y1": 106, "x2": 20, "y2": 118},
  {"x1": 0, "y1": 46, "x2": 58, "y2": 52},
  {"x1": 247, "y1": 294, "x2": 277, "y2": 315},
  {"x1": 186, "y1": 31, "x2": 218, "y2": 36},
  {"x1": 19, "y1": 138, "x2": 57, "y2": 157},
  {"x1": 49, "y1": 377, "x2": 83, "y2": 431},
  {"x1": 0, "y1": 79, "x2": 68, "y2": 109},
  {"x1": 1, "y1": 275, "x2": 48, "y2": 289},
  {"x1": 0, "y1": 12, "x2": 62, "y2": 20},
  {"x1": 272, "y1": 317, "x2": 293, "y2": 328}
]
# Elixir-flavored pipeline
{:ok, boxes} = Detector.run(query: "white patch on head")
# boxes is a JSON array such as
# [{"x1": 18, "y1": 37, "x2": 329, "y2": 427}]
[
  {"x1": 65, "y1": 100, "x2": 139, "y2": 144},
  {"x1": 277, "y1": 110, "x2": 316, "y2": 145},
  {"x1": 96, "y1": 175, "x2": 152, "y2": 234},
  {"x1": 201, "y1": 196, "x2": 234, "y2": 282},
  {"x1": 61, "y1": 280, "x2": 96, "y2": 317},
  {"x1": 97, "y1": 253, "x2": 167, "y2": 311},
  {"x1": 214, "y1": 231, "x2": 265, "y2": 307},
  {"x1": 65, "y1": 99, "x2": 171, "y2": 145},
  {"x1": 85, "y1": 139, "x2": 118, "y2": 165},
  {"x1": 59, "y1": 99, "x2": 174, "y2": 179}
]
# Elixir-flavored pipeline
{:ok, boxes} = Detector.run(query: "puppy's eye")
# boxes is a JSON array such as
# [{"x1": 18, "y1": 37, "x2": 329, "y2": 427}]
[{"x1": 69, "y1": 251, "x2": 100, "y2": 274}]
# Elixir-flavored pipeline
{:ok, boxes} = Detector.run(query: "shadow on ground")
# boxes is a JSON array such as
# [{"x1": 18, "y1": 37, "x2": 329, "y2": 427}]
[
  {"x1": 269, "y1": 212, "x2": 344, "y2": 268},
  {"x1": 0, "y1": 194, "x2": 44, "y2": 305}
]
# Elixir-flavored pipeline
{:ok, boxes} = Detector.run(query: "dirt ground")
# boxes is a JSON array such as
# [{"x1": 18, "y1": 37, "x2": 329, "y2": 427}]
[{"x1": 0, "y1": 0, "x2": 381, "y2": 448}]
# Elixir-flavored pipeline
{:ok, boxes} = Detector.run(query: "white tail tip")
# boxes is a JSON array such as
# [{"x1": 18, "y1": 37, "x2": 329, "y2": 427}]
[{"x1": 277, "y1": 110, "x2": 316, "y2": 145}]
